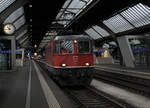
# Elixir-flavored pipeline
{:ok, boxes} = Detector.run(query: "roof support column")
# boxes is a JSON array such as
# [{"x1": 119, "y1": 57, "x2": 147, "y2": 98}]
[
  {"x1": 98, "y1": 22, "x2": 124, "y2": 66},
  {"x1": 0, "y1": 36, "x2": 16, "y2": 70}
]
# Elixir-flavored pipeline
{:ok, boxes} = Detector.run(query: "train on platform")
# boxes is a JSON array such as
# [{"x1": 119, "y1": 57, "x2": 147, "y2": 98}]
[{"x1": 44, "y1": 35, "x2": 94, "y2": 86}]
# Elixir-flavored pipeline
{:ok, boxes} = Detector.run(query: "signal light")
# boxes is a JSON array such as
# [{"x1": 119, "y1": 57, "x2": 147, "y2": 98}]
[{"x1": 74, "y1": 40, "x2": 77, "y2": 44}]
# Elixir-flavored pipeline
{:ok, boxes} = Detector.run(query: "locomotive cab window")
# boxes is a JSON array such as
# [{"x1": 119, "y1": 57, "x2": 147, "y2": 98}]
[
  {"x1": 60, "y1": 40, "x2": 73, "y2": 54},
  {"x1": 54, "y1": 41, "x2": 60, "y2": 54},
  {"x1": 78, "y1": 41, "x2": 90, "y2": 53}
]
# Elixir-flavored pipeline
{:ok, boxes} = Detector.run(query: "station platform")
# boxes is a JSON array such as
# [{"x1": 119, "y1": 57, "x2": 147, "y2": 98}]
[
  {"x1": 0, "y1": 60, "x2": 76, "y2": 108},
  {"x1": 95, "y1": 64, "x2": 150, "y2": 80}
]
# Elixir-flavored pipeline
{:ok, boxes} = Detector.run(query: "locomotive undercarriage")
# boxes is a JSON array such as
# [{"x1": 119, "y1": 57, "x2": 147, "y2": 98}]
[{"x1": 51, "y1": 67, "x2": 94, "y2": 86}]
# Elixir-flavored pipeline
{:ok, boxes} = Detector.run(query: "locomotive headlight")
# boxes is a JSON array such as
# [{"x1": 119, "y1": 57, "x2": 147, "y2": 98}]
[
  {"x1": 62, "y1": 64, "x2": 66, "y2": 67},
  {"x1": 74, "y1": 40, "x2": 77, "y2": 44},
  {"x1": 85, "y1": 62, "x2": 90, "y2": 66}
]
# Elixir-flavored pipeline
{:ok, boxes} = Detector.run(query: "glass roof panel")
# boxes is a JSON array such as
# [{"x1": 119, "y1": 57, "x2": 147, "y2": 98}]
[
  {"x1": 0, "y1": 0, "x2": 16, "y2": 13},
  {"x1": 56, "y1": 0, "x2": 93, "y2": 26},
  {"x1": 19, "y1": 36, "x2": 28, "y2": 44},
  {"x1": 133, "y1": 6, "x2": 149, "y2": 25},
  {"x1": 4, "y1": 7, "x2": 24, "y2": 24},
  {"x1": 13, "y1": 16, "x2": 26, "y2": 30},
  {"x1": 56, "y1": 11, "x2": 63, "y2": 19},
  {"x1": 43, "y1": 36, "x2": 53, "y2": 40},
  {"x1": 68, "y1": 0, "x2": 85, "y2": 9},
  {"x1": 92, "y1": 25, "x2": 110, "y2": 37},
  {"x1": 103, "y1": 3, "x2": 150, "y2": 34},
  {"x1": 136, "y1": 5, "x2": 150, "y2": 23},
  {"x1": 103, "y1": 14, "x2": 134, "y2": 33},
  {"x1": 121, "y1": 10, "x2": 139, "y2": 26},
  {"x1": 16, "y1": 29, "x2": 27, "y2": 40},
  {"x1": 111, "y1": 15, "x2": 123, "y2": 32},
  {"x1": 103, "y1": 20, "x2": 118, "y2": 33},
  {"x1": 85, "y1": 28, "x2": 102, "y2": 39},
  {"x1": 62, "y1": 0, "x2": 72, "y2": 9},
  {"x1": 116, "y1": 15, "x2": 133, "y2": 31},
  {"x1": 137, "y1": 4, "x2": 150, "y2": 23},
  {"x1": 57, "y1": 21, "x2": 68, "y2": 25},
  {"x1": 128, "y1": 7, "x2": 146, "y2": 26},
  {"x1": 66, "y1": 8, "x2": 80, "y2": 14},
  {"x1": 121, "y1": 3, "x2": 150, "y2": 27},
  {"x1": 64, "y1": 13, "x2": 73, "y2": 20},
  {"x1": 41, "y1": 40, "x2": 50, "y2": 43},
  {"x1": 39, "y1": 43, "x2": 47, "y2": 48},
  {"x1": 140, "y1": 4, "x2": 150, "y2": 13}
]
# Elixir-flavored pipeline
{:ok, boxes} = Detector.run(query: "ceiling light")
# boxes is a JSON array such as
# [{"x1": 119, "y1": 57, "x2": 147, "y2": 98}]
[{"x1": 29, "y1": 5, "x2": 32, "y2": 8}]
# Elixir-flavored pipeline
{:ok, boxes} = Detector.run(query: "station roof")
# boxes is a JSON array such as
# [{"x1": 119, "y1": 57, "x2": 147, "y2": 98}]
[
  {"x1": 85, "y1": 3, "x2": 150, "y2": 39},
  {"x1": 0, "y1": 0, "x2": 149, "y2": 49},
  {"x1": 37, "y1": 0, "x2": 150, "y2": 51}
]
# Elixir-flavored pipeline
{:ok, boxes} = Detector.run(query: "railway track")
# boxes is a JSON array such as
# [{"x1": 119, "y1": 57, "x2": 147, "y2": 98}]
[
  {"x1": 37, "y1": 61, "x2": 136, "y2": 107},
  {"x1": 64, "y1": 87, "x2": 126, "y2": 108},
  {"x1": 94, "y1": 69, "x2": 150, "y2": 95}
]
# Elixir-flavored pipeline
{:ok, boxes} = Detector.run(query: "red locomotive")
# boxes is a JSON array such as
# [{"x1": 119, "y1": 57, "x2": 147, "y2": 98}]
[{"x1": 45, "y1": 35, "x2": 94, "y2": 86}]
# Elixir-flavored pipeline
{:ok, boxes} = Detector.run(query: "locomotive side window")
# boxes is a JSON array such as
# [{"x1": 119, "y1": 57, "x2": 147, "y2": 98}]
[
  {"x1": 54, "y1": 41, "x2": 60, "y2": 54},
  {"x1": 60, "y1": 40, "x2": 73, "y2": 54},
  {"x1": 78, "y1": 41, "x2": 90, "y2": 53}
]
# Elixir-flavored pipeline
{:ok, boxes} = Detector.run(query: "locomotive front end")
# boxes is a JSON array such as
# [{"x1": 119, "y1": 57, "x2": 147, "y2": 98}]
[{"x1": 50, "y1": 35, "x2": 94, "y2": 86}]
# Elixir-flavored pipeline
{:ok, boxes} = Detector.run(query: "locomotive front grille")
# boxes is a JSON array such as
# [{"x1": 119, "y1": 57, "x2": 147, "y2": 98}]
[{"x1": 56, "y1": 67, "x2": 93, "y2": 78}]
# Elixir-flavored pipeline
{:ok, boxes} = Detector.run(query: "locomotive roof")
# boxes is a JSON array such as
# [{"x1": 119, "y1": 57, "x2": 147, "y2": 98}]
[{"x1": 54, "y1": 35, "x2": 92, "y2": 40}]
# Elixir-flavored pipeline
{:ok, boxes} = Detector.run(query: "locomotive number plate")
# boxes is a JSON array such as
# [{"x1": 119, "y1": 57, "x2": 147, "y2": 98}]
[{"x1": 73, "y1": 56, "x2": 78, "y2": 62}]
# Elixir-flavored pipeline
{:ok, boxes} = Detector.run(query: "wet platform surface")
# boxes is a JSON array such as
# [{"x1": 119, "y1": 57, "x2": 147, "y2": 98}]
[
  {"x1": 0, "y1": 61, "x2": 29, "y2": 108},
  {"x1": 0, "y1": 60, "x2": 76, "y2": 108}
]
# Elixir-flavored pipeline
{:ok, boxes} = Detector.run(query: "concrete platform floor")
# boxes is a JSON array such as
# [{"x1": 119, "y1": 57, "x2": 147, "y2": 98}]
[
  {"x1": 95, "y1": 64, "x2": 150, "y2": 73},
  {"x1": 0, "y1": 60, "x2": 76, "y2": 108},
  {"x1": 95, "y1": 64, "x2": 150, "y2": 80}
]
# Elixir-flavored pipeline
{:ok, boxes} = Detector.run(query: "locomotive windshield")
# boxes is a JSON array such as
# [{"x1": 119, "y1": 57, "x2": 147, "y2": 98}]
[
  {"x1": 60, "y1": 40, "x2": 74, "y2": 54},
  {"x1": 54, "y1": 40, "x2": 74, "y2": 54},
  {"x1": 54, "y1": 39, "x2": 91, "y2": 54},
  {"x1": 78, "y1": 41, "x2": 90, "y2": 53}
]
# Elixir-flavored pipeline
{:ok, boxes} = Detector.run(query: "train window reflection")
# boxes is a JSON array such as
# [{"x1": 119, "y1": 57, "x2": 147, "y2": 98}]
[
  {"x1": 60, "y1": 40, "x2": 73, "y2": 54},
  {"x1": 54, "y1": 41, "x2": 60, "y2": 54},
  {"x1": 78, "y1": 41, "x2": 90, "y2": 53}
]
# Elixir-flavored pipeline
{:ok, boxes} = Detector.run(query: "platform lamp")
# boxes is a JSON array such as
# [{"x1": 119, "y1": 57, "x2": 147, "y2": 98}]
[{"x1": 34, "y1": 44, "x2": 37, "y2": 48}]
